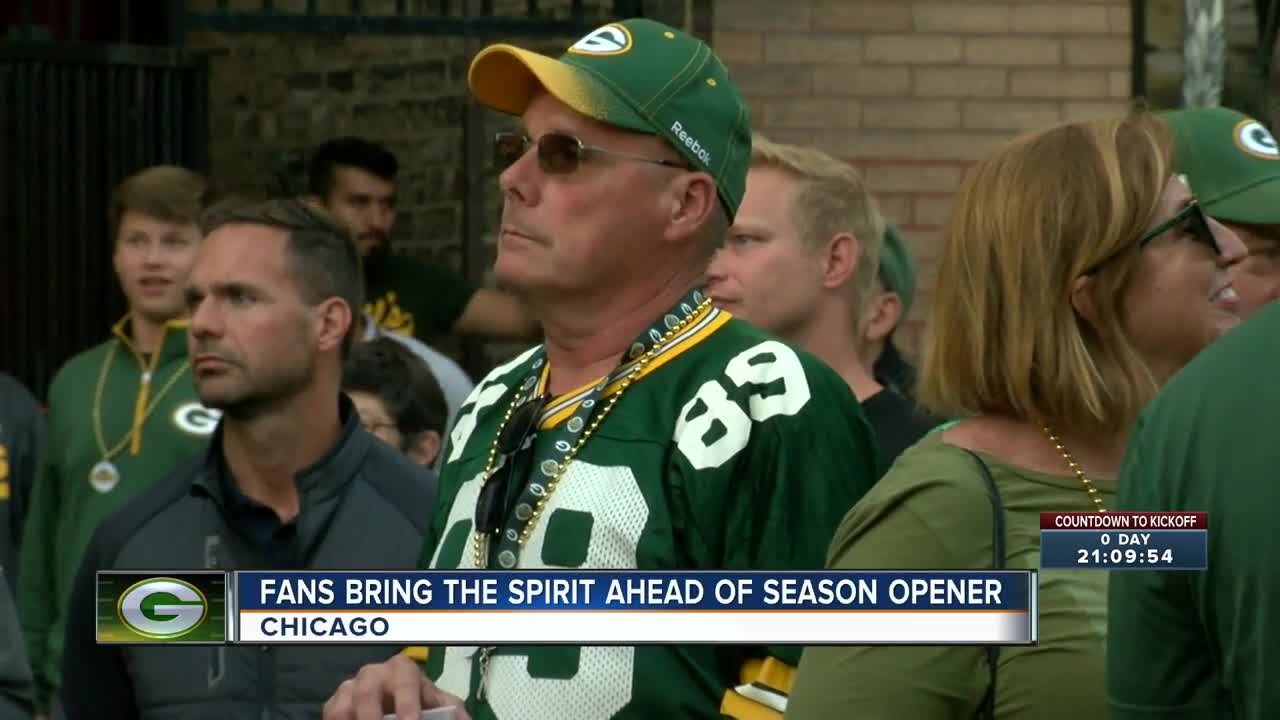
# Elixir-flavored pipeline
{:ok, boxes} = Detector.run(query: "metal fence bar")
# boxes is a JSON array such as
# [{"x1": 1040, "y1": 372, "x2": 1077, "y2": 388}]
[
  {"x1": 179, "y1": 12, "x2": 602, "y2": 34},
  {"x1": 71, "y1": 0, "x2": 82, "y2": 43},
  {"x1": 120, "y1": 0, "x2": 131, "y2": 44},
  {"x1": 19, "y1": 0, "x2": 33, "y2": 39}
]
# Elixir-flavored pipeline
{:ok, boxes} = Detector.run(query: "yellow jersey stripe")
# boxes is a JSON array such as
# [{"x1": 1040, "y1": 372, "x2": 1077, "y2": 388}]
[{"x1": 537, "y1": 307, "x2": 729, "y2": 430}]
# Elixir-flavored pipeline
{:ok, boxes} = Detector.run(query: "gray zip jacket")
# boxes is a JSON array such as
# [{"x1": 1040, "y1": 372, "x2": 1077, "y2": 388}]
[{"x1": 59, "y1": 395, "x2": 438, "y2": 720}]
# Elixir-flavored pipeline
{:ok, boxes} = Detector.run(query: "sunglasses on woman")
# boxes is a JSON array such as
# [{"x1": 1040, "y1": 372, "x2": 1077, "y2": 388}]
[
  {"x1": 494, "y1": 131, "x2": 690, "y2": 175},
  {"x1": 1083, "y1": 200, "x2": 1221, "y2": 275}
]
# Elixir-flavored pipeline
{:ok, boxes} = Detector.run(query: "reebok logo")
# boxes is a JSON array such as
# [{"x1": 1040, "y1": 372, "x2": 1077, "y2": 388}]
[{"x1": 671, "y1": 121, "x2": 712, "y2": 166}]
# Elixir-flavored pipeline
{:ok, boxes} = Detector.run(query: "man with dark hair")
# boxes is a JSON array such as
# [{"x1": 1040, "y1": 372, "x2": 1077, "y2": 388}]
[
  {"x1": 59, "y1": 198, "x2": 438, "y2": 719},
  {"x1": 19, "y1": 166, "x2": 220, "y2": 718},
  {"x1": 309, "y1": 136, "x2": 537, "y2": 343},
  {"x1": 344, "y1": 336, "x2": 449, "y2": 467}
]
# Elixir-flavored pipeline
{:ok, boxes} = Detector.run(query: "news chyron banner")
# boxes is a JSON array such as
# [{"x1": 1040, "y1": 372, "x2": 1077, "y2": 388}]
[
  {"x1": 1040, "y1": 511, "x2": 1208, "y2": 570},
  {"x1": 97, "y1": 570, "x2": 1036, "y2": 646}
]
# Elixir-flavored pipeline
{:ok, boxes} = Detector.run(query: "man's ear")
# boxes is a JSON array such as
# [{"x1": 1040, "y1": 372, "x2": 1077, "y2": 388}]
[
  {"x1": 315, "y1": 297, "x2": 353, "y2": 354},
  {"x1": 862, "y1": 291, "x2": 904, "y2": 344},
  {"x1": 665, "y1": 173, "x2": 718, "y2": 244},
  {"x1": 409, "y1": 430, "x2": 443, "y2": 467},
  {"x1": 822, "y1": 232, "x2": 859, "y2": 290}
]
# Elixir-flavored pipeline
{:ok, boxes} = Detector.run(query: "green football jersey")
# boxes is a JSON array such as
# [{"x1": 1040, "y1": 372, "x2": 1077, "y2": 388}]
[{"x1": 419, "y1": 307, "x2": 881, "y2": 720}]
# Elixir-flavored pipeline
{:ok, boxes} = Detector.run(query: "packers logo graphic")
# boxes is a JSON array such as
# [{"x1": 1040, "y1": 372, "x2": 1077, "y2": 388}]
[
  {"x1": 173, "y1": 402, "x2": 221, "y2": 436},
  {"x1": 1234, "y1": 119, "x2": 1279, "y2": 160},
  {"x1": 568, "y1": 24, "x2": 633, "y2": 56}
]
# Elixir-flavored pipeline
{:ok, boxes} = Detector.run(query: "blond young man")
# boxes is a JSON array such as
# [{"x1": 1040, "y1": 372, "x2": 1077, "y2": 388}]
[
  {"x1": 706, "y1": 137, "x2": 939, "y2": 466},
  {"x1": 19, "y1": 167, "x2": 222, "y2": 717}
]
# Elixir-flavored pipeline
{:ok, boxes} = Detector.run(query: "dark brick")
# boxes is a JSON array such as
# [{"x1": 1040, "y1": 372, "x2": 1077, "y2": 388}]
[
  {"x1": 288, "y1": 73, "x2": 324, "y2": 91},
  {"x1": 408, "y1": 60, "x2": 448, "y2": 93},
  {"x1": 417, "y1": 205, "x2": 459, "y2": 242},
  {"x1": 279, "y1": 110, "x2": 310, "y2": 138},
  {"x1": 327, "y1": 71, "x2": 355, "y2": 92},
  {"x1": 369, "y1": 65, "x2": 410, "y2": 95}
]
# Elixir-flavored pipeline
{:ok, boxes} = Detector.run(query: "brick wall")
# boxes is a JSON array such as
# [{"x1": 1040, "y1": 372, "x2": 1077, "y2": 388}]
[
  {"x1": 712, "y1": 0, "x2": 1133, "y2": 355},
  {"x1": 185, "y1": 0, "x2": 691, "y2": 371}
]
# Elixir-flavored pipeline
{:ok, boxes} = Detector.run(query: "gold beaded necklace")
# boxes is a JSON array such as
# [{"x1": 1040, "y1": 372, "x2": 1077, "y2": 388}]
[
  {"x1": 1041, "y1": 424, "x2": 1108, "y2": 513},
  {"x1": 471, "y1": 295, "x2": 712, "y2": 570}
]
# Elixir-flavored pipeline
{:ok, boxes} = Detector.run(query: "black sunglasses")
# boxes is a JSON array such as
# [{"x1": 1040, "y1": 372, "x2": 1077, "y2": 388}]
[
  {"x1": 1084, "y1": 200, "x2": 1220, "y2": 275},
  {"x1": 494, "y1": 131, "x2": 690, "y2": 175},
  {"x1": 474, "y1": 393, "x2": 548, "y2": 536}
]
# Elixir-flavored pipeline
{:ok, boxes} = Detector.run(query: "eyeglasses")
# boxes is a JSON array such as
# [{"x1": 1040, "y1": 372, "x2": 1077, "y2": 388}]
[
  {"x1": 1138, "y1": 200, "x2": 1218, "y2": 252},
  {"x1": 474, "y1": 393, "x2": 549, "y2": 536},
  {"x1": 1083, "y1": 200, "x2": 1221, "y2": 275},
  {"x1": 494, "y1": 131, "x2": 690, "y2": 176}
]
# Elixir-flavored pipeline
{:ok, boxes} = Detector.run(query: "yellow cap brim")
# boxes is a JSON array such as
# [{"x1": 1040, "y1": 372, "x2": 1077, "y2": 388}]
[
  {"x1": 468, "y1": 44, "x2": 595, "y2": 118},
  {"x1": 468, "y1": 44, "x2": 652, "y2": 135}
]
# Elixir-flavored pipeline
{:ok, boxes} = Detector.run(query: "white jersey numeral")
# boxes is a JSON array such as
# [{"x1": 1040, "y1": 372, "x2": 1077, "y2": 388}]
[{"x1": 675, "y1": 341, "x2": 811, "y2": 470}]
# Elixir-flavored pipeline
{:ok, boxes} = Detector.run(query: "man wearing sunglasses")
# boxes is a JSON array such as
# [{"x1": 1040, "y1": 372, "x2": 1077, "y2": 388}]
[
  {"x1": 1162, "y1": 107, "x2": 1280, "y2": 317},
  {"x1": 324, "y1": 17, "x2": 881, "y2": 720}
]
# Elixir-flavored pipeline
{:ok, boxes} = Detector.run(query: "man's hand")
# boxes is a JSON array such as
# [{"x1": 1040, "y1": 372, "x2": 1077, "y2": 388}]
[{"x1": 322, "y1": 654, "x2": 469, "y2": 720}]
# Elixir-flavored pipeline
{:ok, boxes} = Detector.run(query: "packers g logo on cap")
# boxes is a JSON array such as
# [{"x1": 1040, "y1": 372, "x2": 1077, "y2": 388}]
[
  {"x1": 568, "y1": 23, "x2": 632, "y2": 56},
  {"x1": 1234, "y1": 119, "x2": 1279, "y2": 160}
]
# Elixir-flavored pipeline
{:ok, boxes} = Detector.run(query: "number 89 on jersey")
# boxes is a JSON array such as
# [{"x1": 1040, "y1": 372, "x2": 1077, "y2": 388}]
[{"x1": 1038, "y1": 511, "x2": 1208, "y2": 570}]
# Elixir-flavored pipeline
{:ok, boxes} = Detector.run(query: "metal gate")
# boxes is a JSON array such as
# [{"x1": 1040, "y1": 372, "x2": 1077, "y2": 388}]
[{"x1": 2, "y1": 4, "x2": 210, "y2": 399}]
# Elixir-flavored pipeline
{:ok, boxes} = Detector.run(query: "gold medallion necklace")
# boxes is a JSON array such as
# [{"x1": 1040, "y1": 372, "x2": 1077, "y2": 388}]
[
  {"x1": 90, "y1": 340, "x2": 192, "y2": 490},
  {"x1": 1041, "y1": 424, "x2": 1108, "y2": 513}
]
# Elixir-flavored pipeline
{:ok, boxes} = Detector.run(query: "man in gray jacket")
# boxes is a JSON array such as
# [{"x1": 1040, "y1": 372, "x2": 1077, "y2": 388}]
[{"x1": 59, "y1": 199, "x2": 438, "y2": 719}]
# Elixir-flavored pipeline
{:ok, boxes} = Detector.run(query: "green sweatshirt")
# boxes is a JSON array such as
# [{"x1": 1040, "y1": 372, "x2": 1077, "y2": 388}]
[{"x1": 18, "y1": 318, "x2": 218, "y2": 710}]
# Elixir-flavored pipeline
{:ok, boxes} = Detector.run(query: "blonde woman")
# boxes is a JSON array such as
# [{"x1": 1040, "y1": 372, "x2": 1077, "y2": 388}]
[{"x1": 786, "y1": 111, "x2": 1246, "y2": 719}]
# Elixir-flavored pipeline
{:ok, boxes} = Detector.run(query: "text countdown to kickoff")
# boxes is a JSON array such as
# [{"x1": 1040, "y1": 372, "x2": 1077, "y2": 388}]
[{"x1": 1040, "y1": 512, "x2": 1207, "y2": 570}]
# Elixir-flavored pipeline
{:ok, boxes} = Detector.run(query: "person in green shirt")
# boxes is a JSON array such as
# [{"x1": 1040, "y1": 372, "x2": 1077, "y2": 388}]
[
  {"x1": 18, "y1": 166, "x2": 221, "y2": 718},
  {"x1": 1106, "y1": 292, "x2": 1280, "y2": 719},
  {"x1": 787, "y1": 111, "x2": 1246, "y2": 719},
  {"x1": 1161, "y1": 106, "x2": 1280, "y2": 317},
  {"x1": 322, "y1": 18, "x2": 881, "y2": 720},
  {"x1": 307, "y1": 137, "x2": 538, "y2": 344}
]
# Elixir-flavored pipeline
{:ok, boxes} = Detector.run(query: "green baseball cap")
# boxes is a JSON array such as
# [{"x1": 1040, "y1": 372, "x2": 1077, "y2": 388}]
[
  {"x1": 467, "y1": 18, "x2": 752, "y2": 219},
  {"x1": 879, "y1": 223, "x2": 917, "y2": 313},
  {"x1": 1160, "y1": 107, "x2": 1280, "y2": 225}
]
